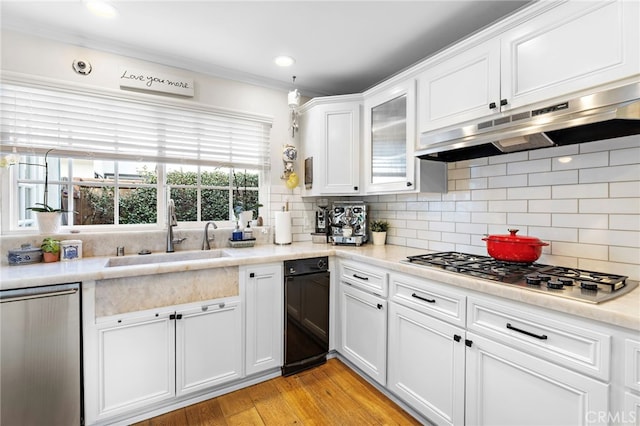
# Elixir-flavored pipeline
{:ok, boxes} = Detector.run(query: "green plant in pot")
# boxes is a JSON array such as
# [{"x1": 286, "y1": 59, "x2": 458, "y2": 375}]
[
  {"x1": 370, "y1": 220, "x2": 389, "y2": 246},
  {"x1": 41, "y1": 237, "x2": 60, "y2": 262}
]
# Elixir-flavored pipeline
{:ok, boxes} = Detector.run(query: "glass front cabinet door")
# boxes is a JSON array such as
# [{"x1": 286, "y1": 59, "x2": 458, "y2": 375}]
[{"x1": 364, "y1": 80, "x2": 417, "y2": 194}]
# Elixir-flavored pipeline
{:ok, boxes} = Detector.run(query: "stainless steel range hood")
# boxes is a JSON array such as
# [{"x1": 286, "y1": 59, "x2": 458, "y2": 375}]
[{"x1": 415, "y1": 82, "x2": 640, "y2": 162}]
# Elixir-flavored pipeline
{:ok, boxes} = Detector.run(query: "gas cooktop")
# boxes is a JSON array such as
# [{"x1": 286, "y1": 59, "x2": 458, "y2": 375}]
[{"x1": 403, "y1": 252, "x2": 638, "y2": 304}]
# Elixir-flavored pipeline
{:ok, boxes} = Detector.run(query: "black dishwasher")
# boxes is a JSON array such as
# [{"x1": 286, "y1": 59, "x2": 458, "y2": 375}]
[{"x1": 283, "y1": 256, "x2": 330, "y2": 376}]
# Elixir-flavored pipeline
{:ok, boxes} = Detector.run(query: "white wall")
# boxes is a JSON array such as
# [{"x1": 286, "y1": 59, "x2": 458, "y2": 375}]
[{"x1": 0, "y1": 30, "x2": 299, "y2": 191}]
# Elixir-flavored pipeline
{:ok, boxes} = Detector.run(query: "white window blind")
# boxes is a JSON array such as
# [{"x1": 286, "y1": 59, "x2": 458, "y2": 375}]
[{"x1": 1, "y1": 80, "x2": 272, "y2": 169}]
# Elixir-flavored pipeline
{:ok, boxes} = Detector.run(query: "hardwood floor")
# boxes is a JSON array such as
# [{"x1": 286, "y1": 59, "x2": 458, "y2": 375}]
[{"x1": 132, "y1": 359, "x2": 421, "y2": 425}]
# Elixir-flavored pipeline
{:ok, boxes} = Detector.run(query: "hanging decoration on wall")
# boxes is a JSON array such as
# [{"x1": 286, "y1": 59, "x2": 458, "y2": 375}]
[
  {"x1": 281, "y1": 144, "x2": 297, "y2": 183},
  {"x1": 288, "y1": 76, "x2": 300, "y2": 138},
  {"x1": 119, "y1": 67, "x2": 194, "y2": 97}
]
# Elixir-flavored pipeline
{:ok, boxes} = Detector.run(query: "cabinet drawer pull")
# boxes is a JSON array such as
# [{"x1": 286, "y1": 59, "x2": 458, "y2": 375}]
[
  {"x1": 411, "y1": 293, "x2": 435, "y2": 303},
  {"x1": 377, "y1": 303, "x2": 383, "y2": 310},
  {"x1": 353, "y1": 274, "x2": 369, "y2": 281},
  {"x1": 506, "y1": 323, "x2": 547, "y2": 340},
  {"x1": 500, "y1": 98, "x2": 508, "y2": 106},
  {"x1": 489, "y1": 102, "x2": 497, "y2": 109}
]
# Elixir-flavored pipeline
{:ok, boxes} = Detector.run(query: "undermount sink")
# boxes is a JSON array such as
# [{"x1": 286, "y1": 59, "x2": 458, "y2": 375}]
[{"x1": 105, "y1": 249, "x2": 232, "y2": 267}]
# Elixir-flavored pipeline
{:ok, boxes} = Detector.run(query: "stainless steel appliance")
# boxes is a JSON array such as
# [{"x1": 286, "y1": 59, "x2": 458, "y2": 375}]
[
  {"x1": 416, "y1": 81, "x2": 640, "y2": 162},
  {"x1": 283, "y1": 257, "x2": 330, "y2": 376},
  {"x1": 403, "y1": 252, "x2": 638, "y2": 304},
  {"x1": 329, "y1": 202, "x2": 368, "y2": 246},
  {"x1": 1, "y1": 283, "x2": 82, "y2": 425}
]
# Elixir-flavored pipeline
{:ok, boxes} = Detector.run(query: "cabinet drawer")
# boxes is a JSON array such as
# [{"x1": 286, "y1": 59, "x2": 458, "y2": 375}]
[
  {"x1": 390, "y1": 272, "x2": 466, "y2": 328},
  {"x1": 340, "y1": 260, "x2": 388, "y2": 296},
  {"x1": 625, "y1": 339, "x2": 640, "y2": 391},
  {"x1": 468, "y1": 296, "x2": 611, "y2": 380}
]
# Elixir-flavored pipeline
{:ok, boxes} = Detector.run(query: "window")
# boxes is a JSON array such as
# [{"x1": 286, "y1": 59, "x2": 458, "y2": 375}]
[{"x1": 1, "y1": 78, "x2": 271, "y2": 232}]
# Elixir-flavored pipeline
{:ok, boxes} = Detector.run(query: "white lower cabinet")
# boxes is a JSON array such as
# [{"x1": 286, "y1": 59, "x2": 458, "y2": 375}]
[
  {"x1": 387, "y1": 302, "x2": 465, "y2": 426},
  {"x1": 465, "y1": 331, "x2": 609, "y2": 426},
  {"x1": 176, "y1": 301, "x2": 242, "y2": 396},
  {"x1": 338, "y1": 281, "x2": 387, "y2": 385},
  {"x1": 243, "y1": 263, "x2": 283, "y2": 375},
  {"x1": 97, "y1": 311, "x2": 176, "y2": 417},
  {"x1": 91, "y1": 297, "x2": 241, "y2": 423}
]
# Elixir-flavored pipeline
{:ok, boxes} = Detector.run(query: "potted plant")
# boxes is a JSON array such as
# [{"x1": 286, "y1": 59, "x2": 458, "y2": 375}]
[
  {"x1": 22, "y1": 149, "x2": 72, "y2": 233},
  {"x1": 41, "y1": 237, "x2": 60, "y2": 262},
  {"x1": 370, "y1": 220, "x2": 389, "y2": 246},
  {"x1": 232, "y1": 169, "x2": 263, "y2": 226}
]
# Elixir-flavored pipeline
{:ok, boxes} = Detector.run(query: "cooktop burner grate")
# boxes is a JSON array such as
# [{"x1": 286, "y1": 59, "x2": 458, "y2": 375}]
[{"x1": 403, "y1": 252, "x2": 636, "y2": 303}]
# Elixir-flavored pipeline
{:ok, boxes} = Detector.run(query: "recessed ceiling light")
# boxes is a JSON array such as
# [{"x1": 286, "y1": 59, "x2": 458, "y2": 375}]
[
  {"x1": 274, "y1": 56, "x2": 295, "y2": 67},
  {"x1": 85, "y1": 0, "x2": 118, "y2": 19}
]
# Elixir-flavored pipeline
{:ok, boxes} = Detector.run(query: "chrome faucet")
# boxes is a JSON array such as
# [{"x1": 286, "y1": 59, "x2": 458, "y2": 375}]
[
  {"x1": 166, "y1": 199, "x2": 186, "y2": 252},
  {"x1": 201, "y1": 221, "x2": 218, "y2": 250}
]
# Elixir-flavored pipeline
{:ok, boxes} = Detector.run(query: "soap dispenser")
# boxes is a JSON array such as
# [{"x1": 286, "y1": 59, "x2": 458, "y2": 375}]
[
  {"x1": 232, "y1": 222, "x2": 243, "y2": 241},
  {"x1": 243, "y1": 221, "x2": 253, "y2": 240}
]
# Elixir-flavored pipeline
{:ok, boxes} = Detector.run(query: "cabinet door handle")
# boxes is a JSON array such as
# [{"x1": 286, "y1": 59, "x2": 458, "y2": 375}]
[
  {"x1": 353, "y1": 186, "x2": 358, "y2": 191},
  {"x1": 353, "y1": 274, "x2": 369, "y2": 281},
  {"x1": 453, "y1": 334, "x2": 461, "y2": 342},
  {"x1": 500, "y1": 98, "x2": 508, "y2": 106},
  {"x1": 377, "y1": 303, "x2": 383, "y2": 310},
  {"x1": 489, "y1": 102, "x2": 497, "y2": 109},
  {"x1": 406, "y1": 182, "x2": 412, "y2": 187},
  {"x1": 176, "y1": 314, "x2": 183, "y2": 320},
  {"x1": 411, "y1": 292, "x2": 435, "y2": 303},
  {"x1": 506, "y1": 323, "x2": 548, "y2": 340},
  {"x1": 249, "y1": 272, "x2": 255, "y2": 278},
  {"x1": 465, "y1": 339, "x2": 473, "y2": 347}
]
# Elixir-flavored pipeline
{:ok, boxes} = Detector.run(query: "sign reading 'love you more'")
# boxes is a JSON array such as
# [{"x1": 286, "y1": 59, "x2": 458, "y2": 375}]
[{"x1": 119, "y1": 68, "x2": 194, "y2": 97}]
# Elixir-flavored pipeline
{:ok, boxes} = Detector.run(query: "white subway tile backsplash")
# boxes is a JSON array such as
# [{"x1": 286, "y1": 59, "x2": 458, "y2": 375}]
[
  {"x1": 417, "y1": 211, "x2": 442, "y2": 221},
  {"x1": 507, "y1": 158, "x2": 550, "y2": 174},
  {"x1": 397, "y1": 228, "x2": 417, "y2": 238},
  {"x1": 610, "y1": 181, "x2": 640, "y2": 198},
  {"x1": 455, "y1": 157, "x2": 489, "y2": 169},
  {"x1": 552, "y1": 241, "x2": 608, "y2": 260},
  {"x1": 528, "y1": 199, "x2": 577, "y2": 213},
  {"x1": 579, "y1": 229, "x2": 640, "y2": 248},
  {"x1": 471, "y1": 212, "x2": 507, "y2": 224},
  {"x1": 406, "y1": 201, "x2": 429, "y2": 211},
  {"x1": 442, "y1": 232, "x2": 470, "y2": 244},
  {"x1": 448, "y1": 167, "x2": 470, "y2": 180},
  {"x1": 418, "y1": 230, "x2": 443, "y2": 241},
  {"x1": 580, "y1": 164, "x2": 640, "y2": 183},
  {"x1": 488, "y1": 200, "x2": 527, "y2": 212},
  {"x1": 466, "y1": 178, "x2": 489, "y2": 189},
  {"x1": 529, "y1": 226, "x2": 577, "y2": 243},
  {"x1": 579, "y1": 198, "x2": 640, "y2": 214},
  {"x1": 609, "y1": 246, "x2": 640, "y2": 264},
  {"x1": 552, "y1": 183, "x2": 608, "y2": 199},
  {"x1": 456, "y1": 201, "x2": 488, "y2": 212},
  {"x1": 443, "y1": 190, "x2": 472, "y2": 201},
  {"x1": 609, "y1": 215, "x2": 640, "y2": 231},
  {"x1": 417, "y1": 192, "x2": 444, "y2": 202},
  {"x1": 489, "y1": 151, "x2": 529, "y2": 164},
  {"x1": 578, "y1": 135, "x2": 640, "y2": 153},
  {"x1": 471, "y1": 188, "x2": 507, "y2": 200},
  {"x1": 430, "y1": 221, "x2": 456, "y2": 232},
  {"x1": 529, "y1": 170, "x2": 578, "y2": 186},
  {"x1": 552, "y1": 214, "x2": 608, "y2": 229},
  {"x1": 507, "y1": 186, "x2": 551, "y2": 200},
  {"x1": 507, "y1": 213, "x2": 551, "y2": 227},
  {"x1": 610, "y1": 146, "x2": 640, "y2": 166},
  {"x1": 528, "y1": 144, "x2": 579, "y2": 159},
  {"x1": 397, "y1": 210, "x2": 418, "y2": 220},
  {"x1": 456, "y1": 222, "x2": 488, "y2": 234},
  {"x1": 552, "y1": 152, "x2": 608, "y2": 171},
  {"x1": 429, "y1": 201, "x2": 456, "y2": 211},
  {"x1": 578, "y1": 259, "x2": 640, "y2": 282},
  {"x1": 488, "y1": 174, "x2": 528, "y2": 188},
  {"x1": 470, "y1": 163, "x2": 506, "y2": 178},
  {"x1": 429, "y1": 241, "x2": 456, "y2": 252}
]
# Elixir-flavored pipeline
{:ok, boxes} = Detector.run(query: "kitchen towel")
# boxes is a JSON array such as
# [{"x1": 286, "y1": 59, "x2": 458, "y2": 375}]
[{"x1": 274, "y1": 211, "x2": 292, "y2": 245}]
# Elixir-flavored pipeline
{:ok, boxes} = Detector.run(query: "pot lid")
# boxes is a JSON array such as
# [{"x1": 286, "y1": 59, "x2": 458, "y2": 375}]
[{"x1": 483, "y1": 229, "x2": 548, "y2": 245}]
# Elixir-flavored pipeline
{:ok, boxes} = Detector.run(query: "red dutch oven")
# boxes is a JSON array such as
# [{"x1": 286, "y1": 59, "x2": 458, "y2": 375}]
[{"x1": 482, "y1": 229, "x2": 549, "y2": 263}]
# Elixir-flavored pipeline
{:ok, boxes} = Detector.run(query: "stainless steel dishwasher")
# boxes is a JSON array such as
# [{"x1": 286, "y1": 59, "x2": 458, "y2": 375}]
[
  {"x1": 283, "y1": 257, "x2": 330, "y2": 376},
  {"x1": 1, "y1": 282, "x2": 82, "y2": 426}
]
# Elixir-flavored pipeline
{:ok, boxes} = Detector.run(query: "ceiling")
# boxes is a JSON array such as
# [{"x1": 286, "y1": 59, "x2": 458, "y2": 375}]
[{"x1": 1, "y1": 1, "x2": 532, "y2": 97}]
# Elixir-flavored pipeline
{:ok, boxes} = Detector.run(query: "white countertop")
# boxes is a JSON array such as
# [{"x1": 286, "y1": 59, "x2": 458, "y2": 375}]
[{"x1": 2, "y1": 242, "x2": 639, "y2": 331}]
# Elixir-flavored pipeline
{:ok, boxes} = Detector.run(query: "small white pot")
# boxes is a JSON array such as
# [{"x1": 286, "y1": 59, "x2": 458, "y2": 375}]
[
  {"x1": 372, "y1": 231, "x2": 387, "y2": 246},
  {"x1": 36, "y1": 211, "x2": 61, "y2": 234}
]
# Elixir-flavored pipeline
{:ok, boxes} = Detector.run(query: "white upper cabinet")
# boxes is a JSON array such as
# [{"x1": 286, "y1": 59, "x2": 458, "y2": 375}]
[
  {"x1": 417, "y1": 0, "x2": 639, "y2": 140},
  {"x1": 501, "y1": 0, "x2": 639, "y2": 110},
  {"x1": 364, "y1": 80, "x2": 416, "y2": 193},
  {"x1": 300, "y1": 95, "x2": 362, "y2": 196},
  {"x1": 417, "y1": 37, "x2": 501, "y2": 134}
]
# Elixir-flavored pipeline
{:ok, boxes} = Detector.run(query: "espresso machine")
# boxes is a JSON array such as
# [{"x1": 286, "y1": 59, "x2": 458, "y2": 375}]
[{"x1": 329, "y1": 202, "x2": 368, "y2": 246}]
